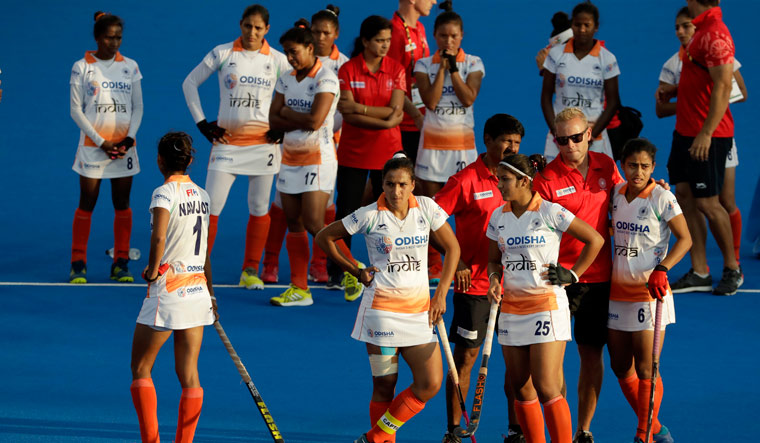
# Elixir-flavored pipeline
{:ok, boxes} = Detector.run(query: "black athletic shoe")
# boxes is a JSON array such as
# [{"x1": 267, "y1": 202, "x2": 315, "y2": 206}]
[
  {"x1": 713, "y1": 266, "x2": 743, "y2": 296},
  {"x1": 325, "y1": 272, "x2": 344, "y2": 290},
  {"x1": 504, "y1": 431, "x2": 527, "y2": 443},
  {"x1": 573, "y1": 430, "x2": 594, "y2": 443},
  {"x1": 670, "y1": 268, "x2": 712, "y2": 293},
  {"x1": 442, "y1": 432, "x2": 462, "y2": 443}
]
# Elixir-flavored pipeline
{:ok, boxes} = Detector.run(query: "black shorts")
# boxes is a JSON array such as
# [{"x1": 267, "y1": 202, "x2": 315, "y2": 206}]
[
  {"x1": 449, "y1": 292, "x2": 494, "y2": 348},
  {"x1": 401, "y1": 130, "x2": 421, "y2": 166},
  {"x1": 667, "y1": 131, "x2": 732, "y2": 198},
  {"x1": 566, "y1": 281, "x2": 610, "y2": 347}
]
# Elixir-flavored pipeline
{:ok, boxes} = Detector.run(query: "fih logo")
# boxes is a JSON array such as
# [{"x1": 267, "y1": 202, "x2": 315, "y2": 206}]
[
  {"x1": 224, "y1": 73, "x2": 238, "y2": 89},
  {"x1": 87, "y1": 81, "x2": 100, "y2": 96},
  {"x1": 375, "y1": 236, "x2": 393, "y2": 254}
]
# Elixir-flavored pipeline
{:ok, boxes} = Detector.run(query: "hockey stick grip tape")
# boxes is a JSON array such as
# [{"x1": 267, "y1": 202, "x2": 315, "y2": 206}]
[
  {"x1": 214, "y1": 321, "x2": 253, "y2": 384},
  {"x1": 436, "y1": 319, "x2": 460, "y2": 385}
]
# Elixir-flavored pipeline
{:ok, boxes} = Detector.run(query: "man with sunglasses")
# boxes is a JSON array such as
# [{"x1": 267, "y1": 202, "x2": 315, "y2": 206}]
[{"x1": 533, "y1": 107, "x2": 623, "y2": 442}]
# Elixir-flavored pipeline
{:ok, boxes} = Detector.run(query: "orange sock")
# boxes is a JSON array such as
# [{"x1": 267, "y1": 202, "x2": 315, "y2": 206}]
[
  {"x1": 366, "y1": 388, "x2": 425, "y2": 442},
  {"x1": 515, "y1": 398, "x2": 546, "y2": 443},
  {"x1": 114, "y1": 208, "x2": 133, "y2": 261},
  {"x1": 618, "y1": 374, "x2": 640, "y2": 414},
  {"x1": 72, "y1": 208, "x2": 92, "y2": 263},
  {"x1": 243, "y1": 214, "x2": 270, "y2": 271},
  {"x1": 335, "y1": 238, "x2": 357, "y2": 265},
  {"x1": 286, "y1": 232, "x2": 309, "y2": 289},
  {"x1": 543, "y1": 396, "x2": 572, "y2": 443},
  {"x1": 310, "y1": 205, "x2": 336, "y2": 269},
  {"x1": 208, "y1": 215, "x2": 219, "y2": 252},
  {"x1": 369, "y1": 400, "x2": 392, "y2": 427},
  {"x1": 264, "y1": 204, "x2": 287, "y2": 267},
  {"x1": 729, "y1": 209, "x2": 742, "y2": 263},
  {"x1": 636, "y1": 378, "x2": 663, "y2": 442},
  {"x1": 130, "y1": 378, "x2": 159, "y2": 443},
  {"x1": 175, "y1": 387, "x2": 203, "y2": 443}
]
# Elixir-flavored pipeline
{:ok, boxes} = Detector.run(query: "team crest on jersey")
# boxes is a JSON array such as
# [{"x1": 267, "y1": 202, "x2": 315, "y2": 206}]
[
  {"x1": 224, "y1": 73, "x2": 238, "y2": 89},
  {"x1": 637, "y1": 206, "x2": 649, "y2": 218},
  {"x1": 307, "y1": 83, "x2": 316, "y2": 96},
  {"x1": 375, "y1": 236, "x2": 393, "y2": 254},
  {"x1": 531, "y1": 218, "x2": 543, "y2": 230},
  {"x1": 264, "y1": 63, "x2": 273, "y2": 74},
  {"x1": 598, "y1": 178, "x2": 607, "y2": 190},
  {"x1": 122, "y1": 67, "x2": 131, "y2": 77},
  {"x1": 86, "y1": 81, "x2": 100, "y2": 96},
  {"x1": 417, "y1": 216, "x2": 426, "y2": 229}
]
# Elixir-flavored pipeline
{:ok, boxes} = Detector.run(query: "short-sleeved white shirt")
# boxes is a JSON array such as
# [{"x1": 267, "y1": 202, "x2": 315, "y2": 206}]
[
  {"x1": 343, "y1": 194, "x2": 447, "y2": 314},
  {"x1": 414, "y1": 49, "x2": 485, "y2": 151},
  {"x1": 202, "y1": 39, "x2": 289, "y2": 146},
  {"x1": 543, "y1": 39, "x2": 620, "y2": 122},
  {"x1": 275, "y1": 59, "x2": 339, "y2": 166},
  {"x1": 70, "y1": 51, "x2": 142, "y2": 147},
  {"x1": 611, "y1": 181, "x2": 682, "y2": 302},
  {"x1": 486, "y1": 193, "x2": 575, "y2": 315}
]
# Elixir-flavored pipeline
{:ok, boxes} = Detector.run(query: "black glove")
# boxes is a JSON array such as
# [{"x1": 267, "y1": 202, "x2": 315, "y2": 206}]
[
  {"x1": 114, "y1": 136, "x2": 134, "y2": 151},
  {"x1": 266, "y1": 129, "x2": 285, "y2": 144},
  {"x1": 196, "y1": 119, "x2": 226, "y2": 143},
  {"x1": 443, "y1": 51, "x2": 458, "y2": 73},
  {"x1": 546, "y1": 263, "x2": 578, "y2": 286}
]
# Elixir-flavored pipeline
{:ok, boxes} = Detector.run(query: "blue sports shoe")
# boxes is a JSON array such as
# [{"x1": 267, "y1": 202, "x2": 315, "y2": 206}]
[{"x1": 653, "y1": 425, "x2": 674, "y2": 443}]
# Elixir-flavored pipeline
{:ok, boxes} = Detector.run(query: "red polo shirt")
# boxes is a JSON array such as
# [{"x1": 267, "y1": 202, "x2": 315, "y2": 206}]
[
  {"x1": 388, "y1": 12, "x2": 430, "y2": 132},
  {"x1": 676, "y1": 6, "x2": 735, "y2": 138},
  {"x1": 533, "y1": 152, "x2": 623, "y2": 284},
  {"x1": 434, "y1": 154, "x2": 502, "y2": 295},
  {"x1": 337, "y1": 54, "x2": 406, "y2": 170}
]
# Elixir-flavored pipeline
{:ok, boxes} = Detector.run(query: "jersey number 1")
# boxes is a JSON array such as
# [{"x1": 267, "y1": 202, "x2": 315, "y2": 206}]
[{"x1": 192, "y1": 216, "x2": 202, "y2": 256}]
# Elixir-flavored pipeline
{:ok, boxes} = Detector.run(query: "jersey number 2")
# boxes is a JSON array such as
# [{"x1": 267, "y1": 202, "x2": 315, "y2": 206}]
[{"x1": 192, "y1": 216, "x2": 202, "y2": 256}]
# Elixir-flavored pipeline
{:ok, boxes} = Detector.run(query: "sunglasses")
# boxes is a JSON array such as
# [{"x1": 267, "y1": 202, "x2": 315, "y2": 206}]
[{"x1": 555, "y1": 128, "x2": 587, "y2": 146}]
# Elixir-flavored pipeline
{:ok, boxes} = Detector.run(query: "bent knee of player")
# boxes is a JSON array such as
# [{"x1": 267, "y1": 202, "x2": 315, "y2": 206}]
[
  {"x1": 372, "y1": 373, "x2": 398, "y2": 400},
  {"x1": 175, "y1": 365, "x2": 200, "y2": 389}
]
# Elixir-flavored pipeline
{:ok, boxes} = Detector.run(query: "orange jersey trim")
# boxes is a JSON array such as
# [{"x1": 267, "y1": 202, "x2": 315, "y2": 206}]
[
  {"x1": 329, "y1": 44, "x2": 341, "y2": 60},
  {"x1": 377, "y1": 193, "x2": 419, "y2": 211},
  {"x1": 617, "y1": 179, "x2": 656, "y2": 199},
  {"x1": 422, "y1": 128, "x2": 475, "y2": 151},
  {"x1": 232, "y1": 38, "x2": 271, "y2": 55},
  {"x1": 370, "y1": 287, "x2": 430, "y2": 313},
  {"x1": 84, "y1": 127, "x2": 129, "y2": 147},
  {"x1": 165, "y1": 272, "x2": 207, "y2": 293},
  {"x1": 610, "y1": 281, "x2": 667, "y2": 302},
  {"x1": 289, "y1": 59, "x2": 323, "y2": 78},
  {"x1": 85, "y1": 50, "x2": 125, "y2": 63},
  {"x1": 563, "y1": 38, "x2": 602, "y2": 57},
  {"x1": 432, "y1": 48, "x2": 466, "y2": 64},
  {"x1": 502, "y1": 192, "x2": 543, "y2": 213},
  {"x1": 282, "y1": 147, "x2": 321, "y2": 166},
  {"x1": 501, "y1": 290, "x2": 559, "y2": 315},
  {"x1": 164, "y1": 175, "x2": 192, "y2": 184}
]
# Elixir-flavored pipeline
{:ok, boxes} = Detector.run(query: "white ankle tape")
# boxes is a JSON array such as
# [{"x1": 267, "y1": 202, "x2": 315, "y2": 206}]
[{"x1": 369, "y1": 354, "x2": 398, "y2": 376}]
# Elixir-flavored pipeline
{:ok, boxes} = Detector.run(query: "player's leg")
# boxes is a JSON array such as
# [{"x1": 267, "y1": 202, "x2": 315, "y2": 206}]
[
  {"x1": 531, "y1": 341, "x2": 572, "y2": 443},
  {"x1": 632, "y1": 329, "x2": 666, "y2": 443},
  {"x1": 239, "y1": 174, "x2": 274, "y2": 289},
  {"x1": 329, "y1": 166, "x2": 367, "y2": 288},
  {"x1": 270, "y1": 192, "x2": 312, "y2": 306},
  {"x1": 110, "y1": 176, "x2": 134, "y2": 282},
  {"x1": 130, "y1": 324, "x2": 172, "y2": 443},
  {"x1": 366, "y1": 344, "x2": 399, "y2": 442},
  {"x1": 720, "y1": 140, "x2": 741, "y2": 262},
  {"x1": 204, "y1": 169, "x2": 237, "y2": 252},
  {"x1": 309, "y1": 190, "x2": 335, "y2": 283},
  {"x1": 608, "y1": 329, "x2": 638, "y2": 414},
  {"x1": 504, "y1": 345, "x2": 545, "y2": 443},
  {"x1": 173, "y1": 326, "x2": 205, "y2": 443},
  {"x1": 71, "y1": 176, "x2": 101, "y2": 283},
  {"x1": 262, "y1": 190, "x2": 287, "y2": 283}
]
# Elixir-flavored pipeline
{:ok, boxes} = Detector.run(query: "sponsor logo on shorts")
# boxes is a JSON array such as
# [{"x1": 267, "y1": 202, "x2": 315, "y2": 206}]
[
  {"x1": 473, "y1": 190, "x2": 493, "y2": 200},
  {"x1": 186, "y1": 286, "x2": 204, "y2": 295},
  {"x1": 81, "y1": 161, "x2": 101, "y2": 170},
  {"x1": 696, "y1": 183, "x2": 707, "y2": 190},
  {"x1": 608, "y1": 312, "x2": 619, "y2": 320},
  {"x1": 214, "y1": 155, "x2": 234, "y2": 163},
  {"x1": 186, "y1": 265, "x2": 205, "y2": 272},
  {"x1": 498, "y1": 328, "x2": 509, "y2": 335},
  {"x1": 375, "y1": 236, "x2": 393, "y2": 254},
  {"x1": 386, "y1": 254, "x2": 421, "y2": 273},
  {"x1": 367, "y1": 329, "x2": 395, "y2": 338}
]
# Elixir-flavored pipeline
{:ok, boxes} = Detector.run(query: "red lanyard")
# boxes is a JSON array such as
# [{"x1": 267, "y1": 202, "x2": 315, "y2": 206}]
[{"x1": 395, "y1": 11, "x2": 426, "y2": 75}]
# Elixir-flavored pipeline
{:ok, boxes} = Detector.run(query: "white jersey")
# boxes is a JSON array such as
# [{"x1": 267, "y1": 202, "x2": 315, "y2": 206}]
[
  {"x1": 659, "y1": 48, "x2": 743, "y2": 102},
  {"x1": 343, "y1": 194, "x2": 447, "y2": 314},
  {"x1": 138, "y1": 175, "x2": 214, "y2": 330},
  {"x1": 486, "y1": 193, "x2": 575, "y2": 315},
  {"x1": 543, "y1": 39, "x2": 619, "y2": 122},
  {"x1": 319, "y1": 45, "x2": 349, "y2": 133},
  {"x1": 414, "y1": 49, "x2": 484, "y2": 152},
  {"x1": 198, "y1": 38, "x2": 289, "y2": 146},
  {"x1": 275, "y1": 59, "x2": 339, "y2": 166},
  {"x1": 70, "y1": 51, "x2": 142, "y2": 147},
  {"x1": 611, "y1": 181, "x2": 682, "y2": 302}
]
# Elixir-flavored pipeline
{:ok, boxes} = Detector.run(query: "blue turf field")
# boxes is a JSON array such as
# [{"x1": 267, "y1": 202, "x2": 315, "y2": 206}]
[{"x1": 1, "y1": 1, "x2": 759, "y2": 441}]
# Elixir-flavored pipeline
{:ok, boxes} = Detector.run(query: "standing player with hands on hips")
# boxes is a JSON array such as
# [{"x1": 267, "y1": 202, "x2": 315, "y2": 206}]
[
  {"x1": 130, "y1": 132, "x2": 217, "y2": 443},
  {"x1": 487, "y1": 154, "x2": 603, "y2": 443},
  {"x1": 317, "y1": 154, "x2": 460, "y2": 443},
  {"x1": 607, "y1": 139, "x2": 688, "y2": 443},
  {"x1": 69, "y1": 12, "x2": 143, "y2": 284},
  {"x1": 183, "y1": 4, "x2": 289, "y2": 290}
]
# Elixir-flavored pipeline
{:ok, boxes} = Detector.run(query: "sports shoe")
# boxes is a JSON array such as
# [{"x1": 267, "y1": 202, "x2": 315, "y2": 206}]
[
  {"x1": 343, "y1": 262, "x2": 365, "y2": 302},
  {"x1": 573, "y1": 430, "x2": 594, "y2": 443},
  {"x1": 270, "y1": 284, "x2": 313, "y2": 306},
  {"x1": 429, "y1": 262, "x2": 442, "y2": 286},
  {"x1": 260, "y1": 263, "x2": 278, "y2": 284},
  {"x1": 653, "y1": 424, "x2": 674, "y2": 443},
  {"x1": 69, "y1": 260, "x2": 87, "y2": 284},
  {"x1": 353, "y1": 434, "x2": 370, "y2": 443},
  {"x1": 110, "y1": 258, "x2": 134, "y2": 283},
  {"x1": 326, "y1": 271, "x2": 344, "y2": 290},
  {"x1": 713, "y1": 266, "x2": 743, "y2": 296},
  {"x1": 504, "y1": 428, "x2": 527, "y2": 443},
  {"x1": 670, "y1": 268, "x2": 712, "y2": 293},
  {"x1": 442, "y1": 432, "x2": 462, "y2": 443},
  {"x1": 239, "y1": 267, "x2": 265, "y2": 290},
  {"x1": 308, "y1": 262, "x2": 328, "y2": 283}
]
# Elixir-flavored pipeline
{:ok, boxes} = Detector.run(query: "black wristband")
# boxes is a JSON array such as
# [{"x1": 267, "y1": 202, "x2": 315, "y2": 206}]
[{"x1": 654, "y1": 264, "x2": 669, "y2": 272}]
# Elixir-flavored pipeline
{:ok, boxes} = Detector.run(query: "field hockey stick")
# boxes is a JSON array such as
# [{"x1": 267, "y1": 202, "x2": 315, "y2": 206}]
[
  {"x1": 644, "y1": 299, "x2": 663, "y2": 443},
  {"x1": 435, "y1": 319, "x2": 476, "y2": 443},
  {"x1": 456, "y1": 301, "x2": 499, "y2": 439},
  {"x1": 213, "y1": 321, "x2": 285, "y2": 443}
]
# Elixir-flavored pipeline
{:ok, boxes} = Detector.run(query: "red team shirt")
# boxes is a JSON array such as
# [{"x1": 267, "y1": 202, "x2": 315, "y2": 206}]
[
  {"x1": 388, "y1": 12, "x2": 430, "y2": 132},
  {"x1": 337, "y1": 54, "x2": 406, "y2": 170},
  {"x1": 675, "y1": 6, "x2": 735, "y2": 138},
  {"x1": 434, "y1": 155, "x2": 502, "y2": 296},
  {"x1": 533, "y1": 152, "x2": 624, "y2": 284}
]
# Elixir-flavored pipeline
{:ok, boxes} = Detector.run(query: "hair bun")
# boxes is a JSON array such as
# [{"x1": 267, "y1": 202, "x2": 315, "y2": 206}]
[
  {"x1": 94, "y1": 11, "x2": 108, "y2": 21},
  {"x1": 325, "y1": 4, "x2": 340, "y2": 17},
  {"x1": 294, "y1": 18, "x2": 310, "y2": 29},
  {"x1": 439, "y1": 0, "x2": 454, "y2": 12},
  {"x1": 392, "y1": 150, "x2": 408, "y2": 159}
]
